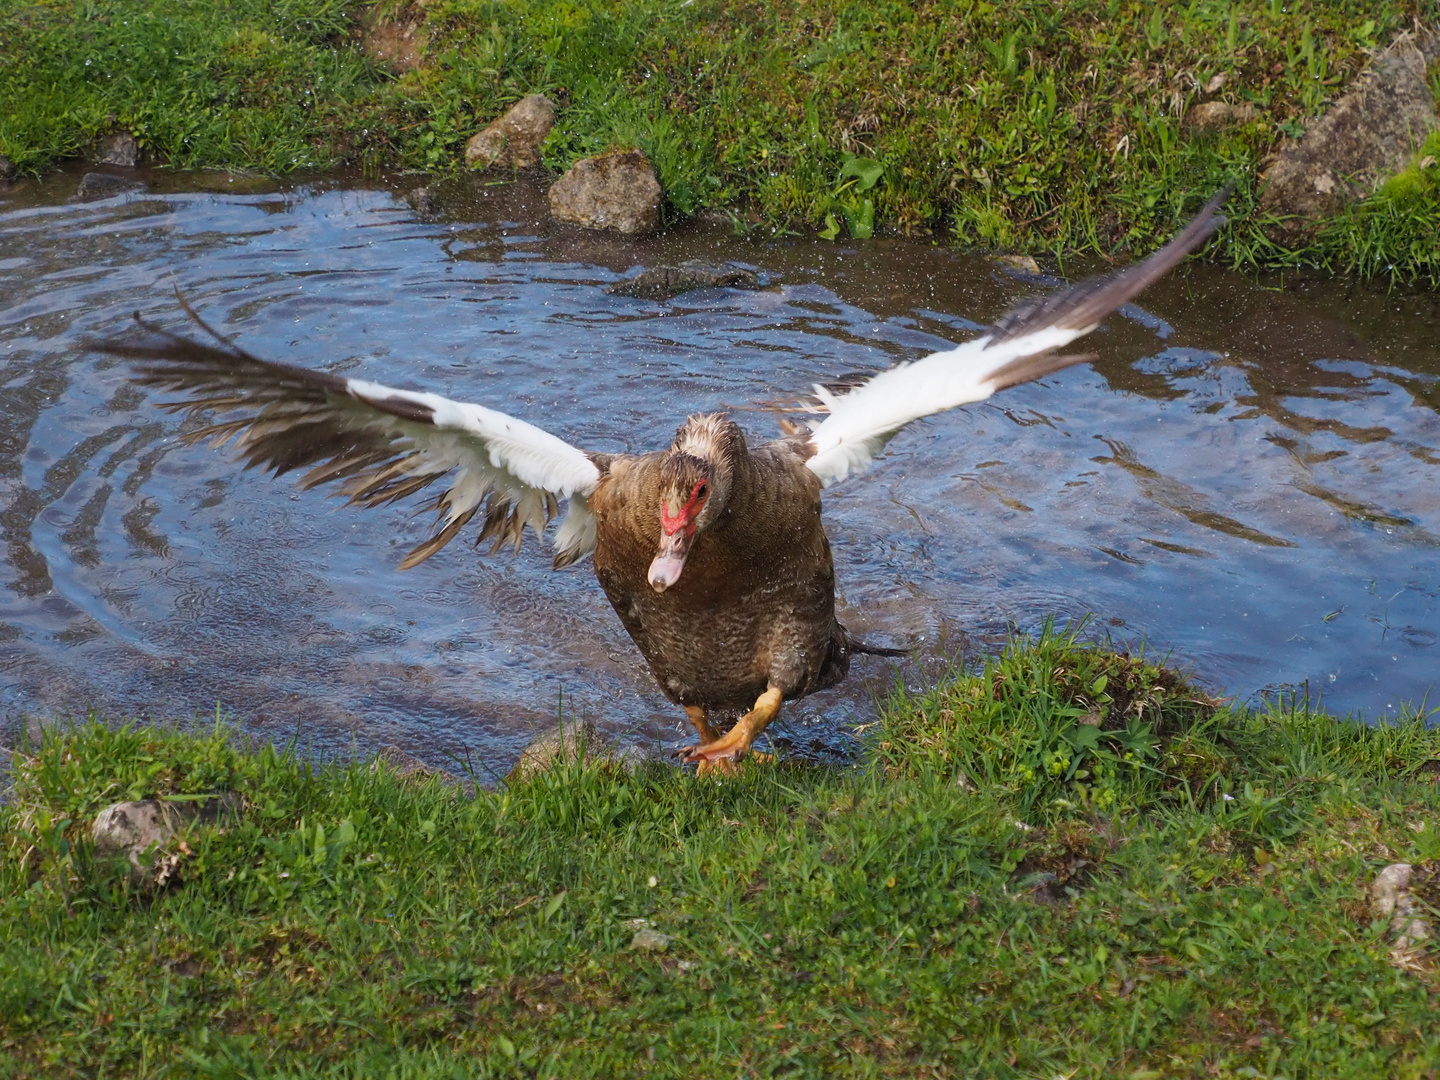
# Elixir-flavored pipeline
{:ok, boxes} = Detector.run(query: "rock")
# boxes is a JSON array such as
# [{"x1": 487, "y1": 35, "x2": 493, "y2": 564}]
[
  {"x1": 548, "y1": 149, "x2": 662, "y2": 235},
  {"x1": 96, "y1": 133, "x2": 139, "y2": 167},
  {"x1": 630, "y1": 927, "x2": 674, "y2": 952},
  {"x1": 362, "y1": 15, "x2": 423, "y2": 73},
  {"x1": 405, "y1": 186, "x2": 441, "y2": 220},
  {"x1": 1372, "y1": 861, "x2": 1434, "y2": 949},
  {"x1": 607, "y1": 260, "x2": 759, "y2": 300},
  {"x1": 1183, "y1": 101, "x2": 1256, "y2": 131},
  {"x1": 92, "y1": 792, "x2": 243, "y2": 887},
  {"x1": 370, "y1": 744, "x2": 446, "y2": 779},
  {"x1": 0, "y1": 155, "x2": 14, "y2": 182},
  {"x1": 507, "y1": 718, "x2": 614, "y2": 780},
  {"x1": 466, "y1": 94, "x2": 555, "y2": 171},
  {"x1": 76, "y1": 172, "x2": 143, "y2": 200},
  {"x1": 992, "y1": 254, "x2": 1041, "y2": 275},
  {"x1": 1260, "y1": 27, "x2": 1440, "y2": 235}
]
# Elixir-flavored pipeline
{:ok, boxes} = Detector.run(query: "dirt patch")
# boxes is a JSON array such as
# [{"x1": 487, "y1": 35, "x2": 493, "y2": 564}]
[{"x1": 361, "y1": 9, "x2": 425, "y2": 73}]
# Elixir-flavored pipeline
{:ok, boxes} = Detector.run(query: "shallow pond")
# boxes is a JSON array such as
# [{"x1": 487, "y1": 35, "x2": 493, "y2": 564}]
[{"x1": 1, "y1": 170, "x2": 1437, "y2": 774}]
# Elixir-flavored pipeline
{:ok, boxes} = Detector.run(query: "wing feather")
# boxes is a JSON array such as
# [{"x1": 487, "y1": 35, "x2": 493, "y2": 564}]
[
  {"x1": 804, "y1": 186, "x2": 1230, "y2": 487},
  {"x1": 95, "y1": 313, "x2": 605, "y2": 569}
]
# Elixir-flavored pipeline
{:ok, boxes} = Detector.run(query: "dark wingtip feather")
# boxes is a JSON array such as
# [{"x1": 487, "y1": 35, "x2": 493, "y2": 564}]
[{"x1": 985, "y1": 184, "x2": 1232, "y2": 349}]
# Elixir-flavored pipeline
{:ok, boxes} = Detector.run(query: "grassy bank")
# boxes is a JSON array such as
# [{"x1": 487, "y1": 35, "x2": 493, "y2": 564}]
[
  {"x1": 3, "y1": 630, "x2": 1440, "y2": 1077},
  {"x1": 2, "y1": 0, "x2": 1439, "y2": 280}
]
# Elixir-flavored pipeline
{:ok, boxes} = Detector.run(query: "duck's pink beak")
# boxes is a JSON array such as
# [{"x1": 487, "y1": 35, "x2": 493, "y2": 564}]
[{"x1": 647, "y1": 529, "x2": 693, "y2": 592}]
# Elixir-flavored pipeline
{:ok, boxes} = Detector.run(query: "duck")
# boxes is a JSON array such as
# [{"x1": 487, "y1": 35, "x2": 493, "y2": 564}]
[{"x1": 97, "y1": 189, "x2": 1228, "y2": 773}]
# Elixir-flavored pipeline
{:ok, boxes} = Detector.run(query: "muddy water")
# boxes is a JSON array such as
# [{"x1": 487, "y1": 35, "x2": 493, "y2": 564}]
[{"x1": 1, "y1": 170, "x2": 1436, "y2": 774}]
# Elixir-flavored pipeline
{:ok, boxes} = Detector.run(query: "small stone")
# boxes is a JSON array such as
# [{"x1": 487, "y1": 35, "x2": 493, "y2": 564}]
[
  {"x1": 370, "y1": 744, "x2": 445, "y2": 779},
  {"x1": 1204, "y1": 72, "x2": 1228, "y2": 94},
  {"x1": 630, "y1": 927, "x2": 673, "y2": 952},
  {"x1": 96, "y1": 133, "x2": 139, "y2": 167},
  {"x1": 76, "y1": 172, "x2": 142, "y2": 200},
  {"x1": 362, "y1": 15, "x2": 423, "y2": 73},
  {"x1": 953, "y1": 771, "x2": 977, "y2": 792},
  {"x1": 607, "y1": 260, "x2": 759, "y2": 300},
  {"x1": 405, "y1": 186, "x2": 441, "y2": 220},
  {"x1": 548, "y1": 149, "x2": 662, "y2": 235},
  {"x1": 993, "y1": 254, "x2": 1041, "y2": 275},
  {"x1": 0, "y1": 155, "x2": 14, "y2": 182},
  {"x1": 507, "y1": 718, "x2": 614, "y2": 780},
  {"x1": 466, "y1": 95, "x2": 555, "y2": 170},
  {"x1": 92, "y1": 792, "x2": 243, "y2": 888},
  {"x1": 1372, "y1": 861, "x2": 1432, "y2": 948},
  {"x1": 1183, "y1": 101, "x2": 1256, "y2": 131}
]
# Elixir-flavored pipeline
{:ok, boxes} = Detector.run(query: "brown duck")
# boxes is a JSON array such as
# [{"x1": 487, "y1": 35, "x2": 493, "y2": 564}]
[{"x1": 97, "y1": 190, "x2": 1227, "y2": 772}]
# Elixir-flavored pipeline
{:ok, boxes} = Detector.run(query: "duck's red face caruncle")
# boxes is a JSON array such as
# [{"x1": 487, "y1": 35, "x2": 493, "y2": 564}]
[{"x1": 648, "y1": 478, "x2": 710, "y2": 591}]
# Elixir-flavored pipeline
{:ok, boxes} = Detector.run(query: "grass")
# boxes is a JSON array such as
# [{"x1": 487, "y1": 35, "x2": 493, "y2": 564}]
[
  {"x1": 2, "y1": 0, "x2": 1440, "y2": 279},
  {"x1": 4, "y1": 627, "x2": 1440, "y2": 1077}
]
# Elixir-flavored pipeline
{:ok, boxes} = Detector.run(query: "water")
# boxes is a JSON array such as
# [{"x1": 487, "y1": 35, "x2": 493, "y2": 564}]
[{"x1": 1, "y1": 169, "x2": 1437, "y2": 774}]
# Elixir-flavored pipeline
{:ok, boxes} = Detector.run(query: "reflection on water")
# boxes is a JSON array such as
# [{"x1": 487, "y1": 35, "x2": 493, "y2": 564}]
[{"x1": 1, "y1": 168, "x2": 1436, "y2": 774}]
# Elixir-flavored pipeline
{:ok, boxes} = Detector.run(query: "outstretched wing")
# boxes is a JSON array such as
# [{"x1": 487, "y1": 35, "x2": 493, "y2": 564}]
[
  {"x1": 95, "y1": 312, "x2": 606, "y2": 569},
  {"x1": 803, "y1": 187, "x2": 1230, "y2": 486}
]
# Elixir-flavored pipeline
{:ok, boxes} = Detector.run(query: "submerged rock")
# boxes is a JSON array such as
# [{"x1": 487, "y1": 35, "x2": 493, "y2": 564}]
[
  {"x1": 548, "y1": 149, "x2": 661, "y2": 235},
  {"x1": 607, "y1": 260, "x2": 760, "y2": 300},
  {"x1": 92, "y1": 792, "x2": 242, "y2": 888},
  {"x1": 370, "y1": 744, "x2": 448, "y2": 780},
  {"x1": 1260, "y1": 27, "x2": 1440, "y2": 236},
  {"x1": 466, "y1": 94, "x2": 555, "y2": 171},
  {"x1": 406, "y1": 185, "x2": 441, "y2": 220},
  {"x1": 95, "y1": 133, "x2": 140, "y2": 167},
  {"x1": 507, "y1": 718, "x2": 614, "y2": 780},
  {"x1": 76, "y1": 172, "x2": 143, "y2": 200}
]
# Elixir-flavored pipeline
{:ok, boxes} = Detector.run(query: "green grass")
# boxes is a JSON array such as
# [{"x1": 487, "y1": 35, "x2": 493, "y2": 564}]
[
  {"x1": 2, "y1": 0, "x2": 1440, "y2": 279},
  {"x1": 4, "y1": 627, "x2": 1440, "y2": 1077}
]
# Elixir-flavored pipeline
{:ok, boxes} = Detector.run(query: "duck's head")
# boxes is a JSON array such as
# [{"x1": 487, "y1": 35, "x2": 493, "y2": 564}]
[{"x1": 647, "y1": 414, "x2": 742, "y2": 592}]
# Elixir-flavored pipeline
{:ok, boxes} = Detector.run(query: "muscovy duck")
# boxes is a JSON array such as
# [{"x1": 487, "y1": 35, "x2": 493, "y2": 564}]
[{"x1": 96, "y1": 189, "x2": 1228, "y2": 772}]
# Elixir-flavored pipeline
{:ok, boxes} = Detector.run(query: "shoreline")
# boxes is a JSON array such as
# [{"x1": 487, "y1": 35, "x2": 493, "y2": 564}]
[{"x1": 2, "y1": 1, "x2": 1438, "y2": 279}]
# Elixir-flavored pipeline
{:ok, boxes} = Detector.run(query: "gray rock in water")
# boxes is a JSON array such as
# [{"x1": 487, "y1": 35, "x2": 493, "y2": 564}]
[
  {"x1": 406, "y1": 186, "x2": 441, "y2": 220},
  {"x1": 370, "y1": 744, "x2": 447, "y2": 780},
  {"x1": 508, "y1": 718, "x2": 614, "y2": 781},
  {"x1": 96, "y1": 133, "x2": 140, "y2": 167},
  {"x1": 1372, "y1": 861, "x2": 1433, "y2": 949},
  {"x1": 548, "y1": 149, "x2": 662, "y2": 235},
  {"x1": 0, "y1": 155, "x2": 14, "y2": 182},
  {"x1": 466, "y1": 94, "x2": 555, "y2": 171},
  {"x1": 93, "y1": 792, "x2": 243, "y2": 888},
  {"x1": 607, "y1": 261, "x2": 760, "y2": 300},
  {"x1": 76, "y1": 172, "x2": 143, "y2": 200},
  {"x1": 1260, "y1": 27, "x2": 1440, "y2": 236}
]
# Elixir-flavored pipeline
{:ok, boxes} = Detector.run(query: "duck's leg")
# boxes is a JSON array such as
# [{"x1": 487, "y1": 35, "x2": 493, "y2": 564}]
[
  {"x1": 681, "y1": 685, "x2": 782, "y2": 767},
  {"x1": 684, "y1": 705, "x2": 723, "y2": 744},
  {"x1": 684, "y1": 705, "x2": 736, "y2": 778}
]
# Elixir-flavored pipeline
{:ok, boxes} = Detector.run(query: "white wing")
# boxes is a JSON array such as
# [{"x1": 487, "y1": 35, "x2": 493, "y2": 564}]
[
  {"x1": 99, "y1": 313, "x2": 604, "y2": 569},
  {"x1": 805, "y1": 187, "x2": 1230, "y2": 487}
]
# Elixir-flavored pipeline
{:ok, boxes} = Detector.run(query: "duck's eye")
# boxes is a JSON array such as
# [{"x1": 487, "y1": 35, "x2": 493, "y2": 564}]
[{"x1": 695, "y1": 482, "x2": 709, "y2": 500}]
